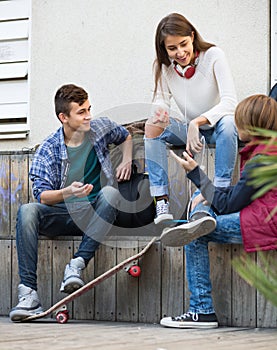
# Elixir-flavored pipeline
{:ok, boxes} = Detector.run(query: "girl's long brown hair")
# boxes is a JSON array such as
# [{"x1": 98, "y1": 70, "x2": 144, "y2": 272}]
[{"x1": 153, "y1": 13, "x2": 215, "y2": 97}]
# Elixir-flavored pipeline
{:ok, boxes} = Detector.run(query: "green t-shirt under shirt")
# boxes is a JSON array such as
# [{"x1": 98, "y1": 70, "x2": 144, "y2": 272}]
[{"x1": 65, "y1": 135, "x2": 101, "y2": 202}]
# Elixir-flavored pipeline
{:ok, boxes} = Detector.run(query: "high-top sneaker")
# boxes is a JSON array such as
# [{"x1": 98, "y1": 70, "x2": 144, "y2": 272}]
[
  {"x1": 60, "y1": 256, "x2": 85, "y2": 294},
  {"x1": 9, "y1": 284, "x2": 43, "y2": 322}
]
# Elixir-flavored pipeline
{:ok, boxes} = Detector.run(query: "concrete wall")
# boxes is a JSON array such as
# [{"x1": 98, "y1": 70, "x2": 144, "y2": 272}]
[{"x1": 2, "y1": 0, "x2": 270, "y2": 150}]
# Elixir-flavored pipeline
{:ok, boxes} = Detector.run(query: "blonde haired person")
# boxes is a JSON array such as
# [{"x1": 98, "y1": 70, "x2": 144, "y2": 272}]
[{"x1": 160, "y1": 94, "x2": 277, "y2": 329}]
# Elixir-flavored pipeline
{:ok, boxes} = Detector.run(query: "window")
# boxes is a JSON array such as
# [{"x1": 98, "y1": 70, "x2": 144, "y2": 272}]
[{"x1": 0, "y1": 0, "x2": 30, "y2": 139}]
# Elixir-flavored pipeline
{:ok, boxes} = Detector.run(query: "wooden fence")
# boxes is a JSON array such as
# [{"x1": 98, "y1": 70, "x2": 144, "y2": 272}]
[{"x1": 0, "y1": 140, "x2": 276, "y2": 327}]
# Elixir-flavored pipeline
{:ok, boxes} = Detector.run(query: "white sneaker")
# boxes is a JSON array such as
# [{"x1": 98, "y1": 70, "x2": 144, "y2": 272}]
[
  {"x1": 60, "y1": 257, "x2": 85, "y2": 294},
  {"x1": 160, "y1": 216, "x2": 216, "y2": 246},
  {"x1": 9, "y1": 284, "x2": 43, "y2": 322},
  {"x1": 154, "y1": 199, "x2": 173, "y2": 224}
]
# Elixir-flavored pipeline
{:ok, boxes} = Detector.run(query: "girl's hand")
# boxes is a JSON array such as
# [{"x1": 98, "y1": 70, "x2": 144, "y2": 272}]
[
  {"x1": 170, "y1": 150, "x2": 198, "y2": 172},
  {"x1": 186, "y1": 120, "x2": 203, "y2": 156},
  {"x1": 149, "y1": 108, "x2": 170, "y2": 128}
]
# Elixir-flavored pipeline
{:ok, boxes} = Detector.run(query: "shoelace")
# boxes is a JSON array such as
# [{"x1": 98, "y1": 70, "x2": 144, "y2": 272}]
[
  {"x1": 156, "y1": 201, "x2": 169, "y2": 216},
  {"x1": 172, "y1": 312, "x2": 198, "y2": 322},
  {"x1": 68, "y1": 265, "x2": 81, "y2": 274}
]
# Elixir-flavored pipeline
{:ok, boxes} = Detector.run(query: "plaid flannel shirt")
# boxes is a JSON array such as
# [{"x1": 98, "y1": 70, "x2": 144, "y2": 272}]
[{"x1": 30, "y1": 116, "x2": 129, "y2": 202}]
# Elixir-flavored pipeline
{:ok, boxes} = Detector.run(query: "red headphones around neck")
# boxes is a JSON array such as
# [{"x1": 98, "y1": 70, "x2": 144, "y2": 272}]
[{"x1": 173, "y1": 51, "x2": 199, "y2": 79}]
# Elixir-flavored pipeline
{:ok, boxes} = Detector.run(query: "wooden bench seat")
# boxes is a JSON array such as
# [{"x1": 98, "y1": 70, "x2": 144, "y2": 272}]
[{"x1": 0, "y1": 143, "x2": 276, "y2": 327}]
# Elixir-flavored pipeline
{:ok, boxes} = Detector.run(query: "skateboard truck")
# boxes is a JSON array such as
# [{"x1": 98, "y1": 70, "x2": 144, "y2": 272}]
[
  {"x1": 124, "y1": 260, "x2": 141, "y2": 277},
  {"x1": 54, "y1": 304, "x2": 69, "y2": 324}
]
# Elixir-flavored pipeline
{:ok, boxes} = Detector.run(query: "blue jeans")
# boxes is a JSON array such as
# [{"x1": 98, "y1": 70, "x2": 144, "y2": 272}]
[
  {"x1": 144, "y1": 115, "x2": 238, "y2": 196},
  {"x1": 16, "y1": 186, "x2": 119, "y2": 291},
  {"x1": 186, "y1": 202, "x2": 242, "y2": 314}
]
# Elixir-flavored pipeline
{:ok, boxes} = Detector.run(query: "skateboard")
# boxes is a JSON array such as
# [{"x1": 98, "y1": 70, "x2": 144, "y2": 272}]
[{"x1": 22, "y1": 237, "x2": 157, "y2": 323}]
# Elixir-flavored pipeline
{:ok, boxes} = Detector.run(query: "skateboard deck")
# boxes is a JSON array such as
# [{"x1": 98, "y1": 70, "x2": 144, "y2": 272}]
[{"x1": 22, "y1": 237, "x2": 157, "y2": 323}]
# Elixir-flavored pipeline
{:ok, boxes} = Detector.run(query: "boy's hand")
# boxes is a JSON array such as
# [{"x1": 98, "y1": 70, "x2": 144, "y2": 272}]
[
  {"x1": 170, "y1": 150, "x2": 198, "y2": 172},
  {"x1": 191, "y1": 193, "x2": 208, "y2": 211},
  {"x1": 69, "y1": 181, "x2": 93, "y2": 198},
  {"x1": 116, "y1": 160, "x2": 132, "y2": 182},
  {"x1": 170, "y1": 151, "x2": 209, "y2": 209}
]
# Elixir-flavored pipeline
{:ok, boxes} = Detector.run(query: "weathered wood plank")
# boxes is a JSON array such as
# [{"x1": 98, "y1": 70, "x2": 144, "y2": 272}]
[
  {"x1": 184, "y1": 248, "x2": 190, "y2": 313},
  {"x1": 52, "y1": 240, "x2": 74, "y2": 318},
  {"x1": 37, "y1": 239, "x2": 52, "y2": 312},
  {"x1": 11, "y1": 239, "x2": 20, "y2": 308},
  {"x1": 168, "y1": 152, "x2": 188, "y2": 220},
  {"x1": 94, "y1": 242, "x2": 117, "y2": 321},
  {"x1": 138, "y1": 241, "x2": 161, "y2": 323},
  {"x1": 0, "y1": 155, "x2": 10, "y2": 238},
  {"x1": 28, "y1": 153, "x2": 35, "y2": 203},
  {"x1": 231, "y1": 245, "x2": 256, "y2": 327},
  {"x1": 10, "y1": 154, "x2": 29, "y2": 238},
  {"x1": 256, "y1": 250, "x2": 277, "y2": 327},
  {"x1": 73, "y1": 241, "x2": 95, "y2": 320},
  {"x1": 0, "y1": 240, "x2": 12, "y2": 315},
  {"x1": 116, "y1": 240, "x2": 139, "y2": 322},
  {"x1": 206, "y1": 146, "x2": 215, "y2": 182},
  {"x1": 161, "y1": 245, "x2": 184, "y2": 318},
  {"x1": 209, "y1": 243, "x2": 232, "y2": 326}
]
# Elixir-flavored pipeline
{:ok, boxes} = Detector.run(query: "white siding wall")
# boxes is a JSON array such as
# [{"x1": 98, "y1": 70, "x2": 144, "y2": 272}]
[{"x1": 0, "y1": 0, "x2": 271, "y2": 150}]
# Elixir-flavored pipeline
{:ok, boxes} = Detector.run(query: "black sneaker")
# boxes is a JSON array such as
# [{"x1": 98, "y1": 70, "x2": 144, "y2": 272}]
[
  {"x1": 160, "y1": 312, "x2": 218, "y2": 329},
  {"x1": 154, "y1": 199, "x2": 173, "y2": 224}
]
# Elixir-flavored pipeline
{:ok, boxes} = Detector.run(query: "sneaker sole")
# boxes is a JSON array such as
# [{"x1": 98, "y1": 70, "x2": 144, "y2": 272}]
[
  {"x1": 63, "y1": 282, "x2": 84, "y2": 294},
  {"x1": 154, "y1": 213, "x2": 174, "y2": 225},
  {"x1": 160, "y1": 317, "x2": 218, "y2": 329},
  {"x1": 160, "y1": 217, "x2": 216, "y2": 246},
  {"x1": 9, "y1": 306, "x2": 44, "y2": 322},
  {"x1": 60, "y1": 277, "x2": 85, "y2": 294}
]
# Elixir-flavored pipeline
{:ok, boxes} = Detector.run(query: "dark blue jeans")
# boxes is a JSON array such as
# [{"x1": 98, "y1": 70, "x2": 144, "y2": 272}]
[{"x1": 16, "y1": 186, "x2": 119, "y2": 290}]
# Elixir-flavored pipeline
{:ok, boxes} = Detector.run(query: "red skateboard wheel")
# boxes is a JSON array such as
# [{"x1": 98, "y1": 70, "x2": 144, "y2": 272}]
[
  {"x1": 56, "y1": 310, "x2": 69, "y2": 324},
  {"x1": 128, "y1": 265, "x2": 141, "y2": 277}
]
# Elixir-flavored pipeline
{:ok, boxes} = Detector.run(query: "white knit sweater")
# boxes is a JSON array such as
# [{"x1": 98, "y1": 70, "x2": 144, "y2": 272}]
[{"x1": 155, "y1": 46, "x2": 237, "y2": 129}]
